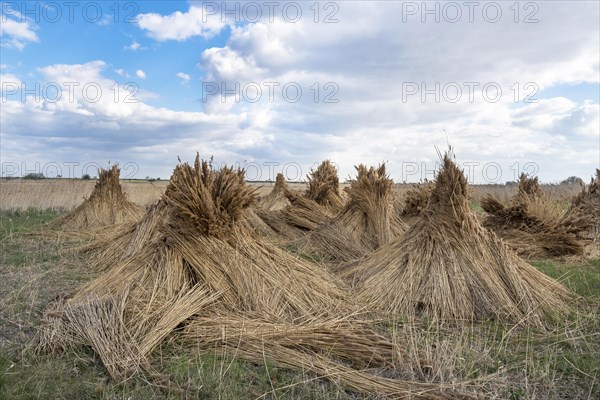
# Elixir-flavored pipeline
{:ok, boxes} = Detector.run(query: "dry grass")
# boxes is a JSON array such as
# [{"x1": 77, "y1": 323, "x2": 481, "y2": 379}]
[
  {"x1": 0, "y1": 179, "x2": 167, "y2": 211},
  {"x1": 0, "y1": 177, "x2": 581, "y2": 216}
]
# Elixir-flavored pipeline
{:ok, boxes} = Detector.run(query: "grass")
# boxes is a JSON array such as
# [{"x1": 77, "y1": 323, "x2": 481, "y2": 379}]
[
  {"x1": 531, "y1": 258, "x2": 600, "y2": 298},
  {"x1": 1, "y1": 209, "x2": 599, "y2": 399}
]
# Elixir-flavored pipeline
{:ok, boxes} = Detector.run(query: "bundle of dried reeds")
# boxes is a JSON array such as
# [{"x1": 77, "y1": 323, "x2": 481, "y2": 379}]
[
  {"x1": 481, "y1": 173, "x2": 586, "y2": 258},
  {"x1": 400, "y1": 182, "x2": 435, "y2": 222},
  {"x1": 50, "y1": 165, "x2": 143, "y2": 230},
  {"x1": 340, "y1": 154, "x2": 572, "y2": 326},
  {"x1": 259, "y1": 173, "x2": 291, "y2": 211},
  {"x1": 305, "y1": 160, "x2": 344, "y2": 212},
  {"x1": 257, "y1": 161, "x2": 346, "y2": 240},
  {"x1": 297, "y1": 164, "x2": 406, "y2": 263},
  {"x1": 35, "y1": 155, "x2": 350, "y2": 382},
  {"x1": 256, "y1": 187, "x2": 332, "y2": 240},
  {"x1": 565, "y1": 169, "x2": 600, "y2": 257},
  {"x1": 70, "y1": 200, "x2": 168, "y2": 270}
]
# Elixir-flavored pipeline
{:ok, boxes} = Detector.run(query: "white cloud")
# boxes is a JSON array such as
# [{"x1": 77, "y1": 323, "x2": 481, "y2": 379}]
[
  {"x1": 114, "y1": 69, "x2": 129, "y2": 78},
  {"x1": 0, "y1": 11, "x2": 39, "y2": 50},
  {"x1": 192, "y1": 1, "x2": 599, "y2": 181},
  {"x1": 136, "y1": 70, "x2": 146, "y2": 79},
  {"x1": 3, "y1": 3, "x2": 599, "y2": 182},
  {"x1": 137, "y1": 5, "x2": 226, "y2": 41},
  {"x1": 1, "y1": 73, "x2": 22, "y2": 98},
  {"x1": 176, "y1": 72, "x2": 190, "y2": 84},
  {"x1": 125, "y1": 41, "x2": 141, "y2": 51},
  {"x1": 512, "y1": 99, "x2": 600, "y2": 137},
  {"x1": 0, "y1": 60, "x2": 273, "y2": 178}
]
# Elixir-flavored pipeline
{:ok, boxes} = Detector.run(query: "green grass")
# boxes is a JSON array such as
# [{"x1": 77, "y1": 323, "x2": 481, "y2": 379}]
[
  {"x1": 530, "y1": 259, "x2": 600, "y2": 298},
  {"x1": 469, "y1": 201, "x2": 485, "y2": 217},
  {"x1": 1, "y1": 210, "x2": 599, "y2": 399}
]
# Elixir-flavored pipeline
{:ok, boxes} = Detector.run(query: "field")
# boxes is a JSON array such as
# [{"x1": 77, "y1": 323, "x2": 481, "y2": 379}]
[
  {"x1": 0, "y1": 179, "x2": 583, "y2": 212},
  {"x1": 0, "y1": 177, "x2": 598, "y2": 399}
]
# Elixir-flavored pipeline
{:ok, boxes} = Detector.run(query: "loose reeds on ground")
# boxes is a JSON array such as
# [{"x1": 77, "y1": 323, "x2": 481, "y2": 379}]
[
  {"x1": 340, "y1": 153, "x2": 573, "y2": 326},
  {"x1": 481, "y1": 173, "x2": 587, "y2": 258},
  {"x1": 50, "y1": 165, "x2": 143, "y2": 231},
  {"x1": 181, "y1": 314, "x2": 476, "y2": 400}
]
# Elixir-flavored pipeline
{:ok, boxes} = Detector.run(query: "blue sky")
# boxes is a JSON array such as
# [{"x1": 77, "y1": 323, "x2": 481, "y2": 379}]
[{"x1": 1, "y1": 1, "x2": 599, "y2": 182}]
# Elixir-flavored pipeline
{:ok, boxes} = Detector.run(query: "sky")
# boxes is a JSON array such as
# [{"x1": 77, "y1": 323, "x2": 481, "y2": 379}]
[{"x1": 1, "y1": 0, "x2": 599, "y2": 183}]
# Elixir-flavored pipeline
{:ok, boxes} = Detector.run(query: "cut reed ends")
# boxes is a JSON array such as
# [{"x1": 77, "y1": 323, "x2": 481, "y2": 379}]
[{"x1": 400, "y1": 181, "x2": 435, "y2": 220}]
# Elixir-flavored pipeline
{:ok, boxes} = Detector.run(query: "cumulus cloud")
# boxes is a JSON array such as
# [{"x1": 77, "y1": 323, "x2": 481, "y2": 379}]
[
  {"x1": 512, "y1": 99, "x2": 600, "y2": 137},
  {"x1": 114, "y1": 68, "x2": 129, "y2": 78},
  {"x1": 2, "y1": 2, "x2": 599, "y2": 181},
  {"x1": 176, "y1": 72, "x2": 190, "y2": 84},
  {"x1": 190, "y1": 1, "x2": 599, "y2": 181},
  {"x1": 0, "y1": 60, "x2": 276, "y2": 178},
  {"x1": 137, "y1": 5, "x2": 226, "y2": 41},
  {"x1": 1, "y1": 10, "x2": 39, "y2": 50},
  {"x1": 136, "y1": 69, "x2": 146, "y2": 79}
]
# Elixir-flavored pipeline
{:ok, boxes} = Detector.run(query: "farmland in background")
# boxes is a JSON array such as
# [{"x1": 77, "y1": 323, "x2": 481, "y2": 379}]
[{"x1": 0, "y1": 179, "x2": 583, "y2": 212}]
